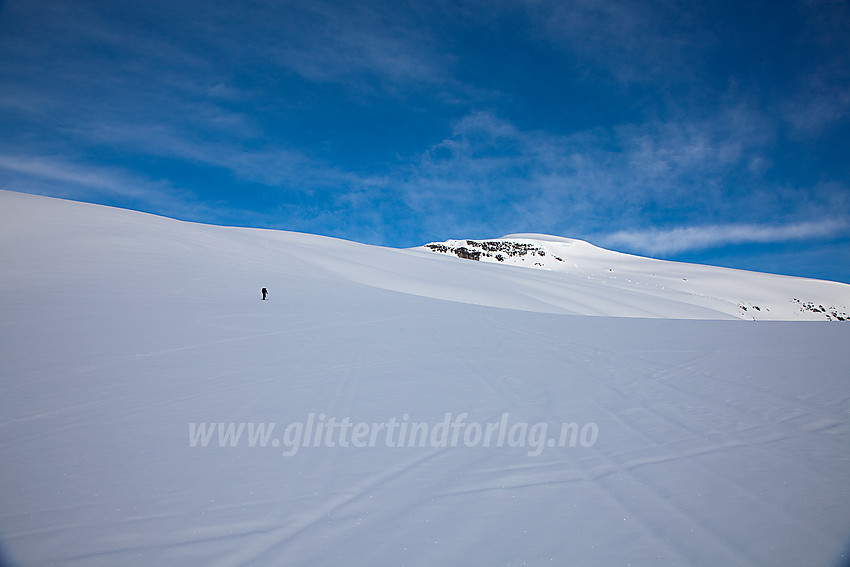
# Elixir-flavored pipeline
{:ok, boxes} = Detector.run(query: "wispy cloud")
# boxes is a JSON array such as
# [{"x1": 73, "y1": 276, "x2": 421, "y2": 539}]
[
  {"x1": 266, "y1": 2, "x2": 449, "y2": 90},
  {"x1": 782, "y1": 0, "x2": 850, "y2": 137},
  {"x1": 391, "y1": 107, "x2": 785, "y2": 237},
  {"x1": 0, "y1": 155, "x2": 165, "y2": 199},
  {"x1": 0, "y1": 155, "x2": 217, "y2": 221},
  {"x1": 526, "y1": 0, "x2": 709, "y2": 86},
  {"x1": 602, "y1": 221, "x2": 849, "y2": 255}
]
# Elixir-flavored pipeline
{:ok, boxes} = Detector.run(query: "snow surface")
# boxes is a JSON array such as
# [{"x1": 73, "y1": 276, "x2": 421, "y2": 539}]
[
  {"x1": 419, "y1": 235, "x2": 850, "y2": 321},
  {"x1": 1, "y1": 189, "x2": 849, "y2": 566}
]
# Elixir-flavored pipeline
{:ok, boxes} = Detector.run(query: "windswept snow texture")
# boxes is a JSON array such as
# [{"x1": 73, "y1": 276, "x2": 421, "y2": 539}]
[{"x1": 1, "y1": 189, "x2": 849, "y2": 567}]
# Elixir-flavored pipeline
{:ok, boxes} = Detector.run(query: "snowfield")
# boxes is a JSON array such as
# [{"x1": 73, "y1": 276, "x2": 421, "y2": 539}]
[
  {"x1": 419, "y1": 236, "x2": 850, "y2": 321},
  {"x1": 1, "y1": 189, "x2": 849, "y2": 566}
]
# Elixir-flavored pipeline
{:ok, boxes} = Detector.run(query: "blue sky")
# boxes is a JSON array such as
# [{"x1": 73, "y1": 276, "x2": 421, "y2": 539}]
[{"x1": 1, "y1": 0, "x2": 849, "y2": 282}]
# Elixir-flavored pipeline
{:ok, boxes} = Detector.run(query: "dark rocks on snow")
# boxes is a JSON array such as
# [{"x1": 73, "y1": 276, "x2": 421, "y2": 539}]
[
  {"x1": 426, "y1": 239, "x2": 551, "y2": 263},
  {"x1": 792, "y1": 298, "x2": 848, "y2": 321},
  {"x1": 455, "y1": 247, "x2": 481, "y2": 261}
]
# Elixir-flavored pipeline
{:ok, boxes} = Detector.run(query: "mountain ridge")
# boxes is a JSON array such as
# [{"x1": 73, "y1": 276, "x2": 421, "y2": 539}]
[
  {"x1": 417, "y1": 234, "x2": 849, "y2": 321},
  {"x1": 2, "y1": 189, "x2": 849, "y2": 321}
]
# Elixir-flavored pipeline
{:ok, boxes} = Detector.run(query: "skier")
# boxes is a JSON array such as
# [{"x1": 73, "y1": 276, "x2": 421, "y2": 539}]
[{"x1": 261, "y1": 287, "x2": 268, "y2": 300}]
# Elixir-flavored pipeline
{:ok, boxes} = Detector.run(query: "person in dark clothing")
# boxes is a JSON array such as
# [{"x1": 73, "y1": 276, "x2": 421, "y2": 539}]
[{"x1": 261, "y1": 287, "x2": 268, "y2": 300}]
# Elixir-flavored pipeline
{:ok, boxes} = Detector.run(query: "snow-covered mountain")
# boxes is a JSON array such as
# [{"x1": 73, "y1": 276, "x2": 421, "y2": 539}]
[
  {"x1": 3, "y1": 189, "x2": 846, "y2": 322},
  {"x1": 420, "y1": 235, "x2": 850, "y2": 321},
  {"x1": 1, "y1": 189, "x2": 849, "y2": 567}
]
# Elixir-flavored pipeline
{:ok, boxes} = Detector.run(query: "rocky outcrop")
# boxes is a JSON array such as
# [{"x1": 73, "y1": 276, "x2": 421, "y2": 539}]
[
  {"x1": 425, "y1": 239, "x2": 565, "y2": 264},
  {"x1": 455, "y1": 247, "x2": 481, "y2": 261},
  {"x1": 792, "y1": 298, "x2": 848, "y2": 321}
]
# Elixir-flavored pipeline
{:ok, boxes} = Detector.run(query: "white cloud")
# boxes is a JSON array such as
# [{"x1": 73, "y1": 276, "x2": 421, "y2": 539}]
[
  {"x1": 0, "y1": 155, "x2": 158, "y2": 199},
  {"x1": 393, "y1": 107, "x2": 790, "y2": 238},
  {"x1": 602, "y1": 221, "x2": 849, "y2": 255},
  {"x1": 0, "y1": 155, "x2": 214, "y2": 221}
]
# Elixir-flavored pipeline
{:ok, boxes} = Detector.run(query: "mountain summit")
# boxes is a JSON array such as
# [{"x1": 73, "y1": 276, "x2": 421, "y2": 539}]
[{"x1": 419, "y1": 234, "x2": 849, "y2": 321}]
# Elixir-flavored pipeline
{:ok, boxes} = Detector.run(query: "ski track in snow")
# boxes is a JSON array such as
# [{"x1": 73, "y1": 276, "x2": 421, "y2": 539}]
[{"x1": 1, "y1": 190, "x2": 850, "y2": 566}]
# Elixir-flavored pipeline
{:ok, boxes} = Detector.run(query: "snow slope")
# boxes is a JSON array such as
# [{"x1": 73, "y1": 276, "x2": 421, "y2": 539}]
[
  {"x1": 419, "y1": 235, "x2": 850, "y2": 321},
  {"x1": 1, "y1": 190, "x2": 849, "y2": 566}
]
